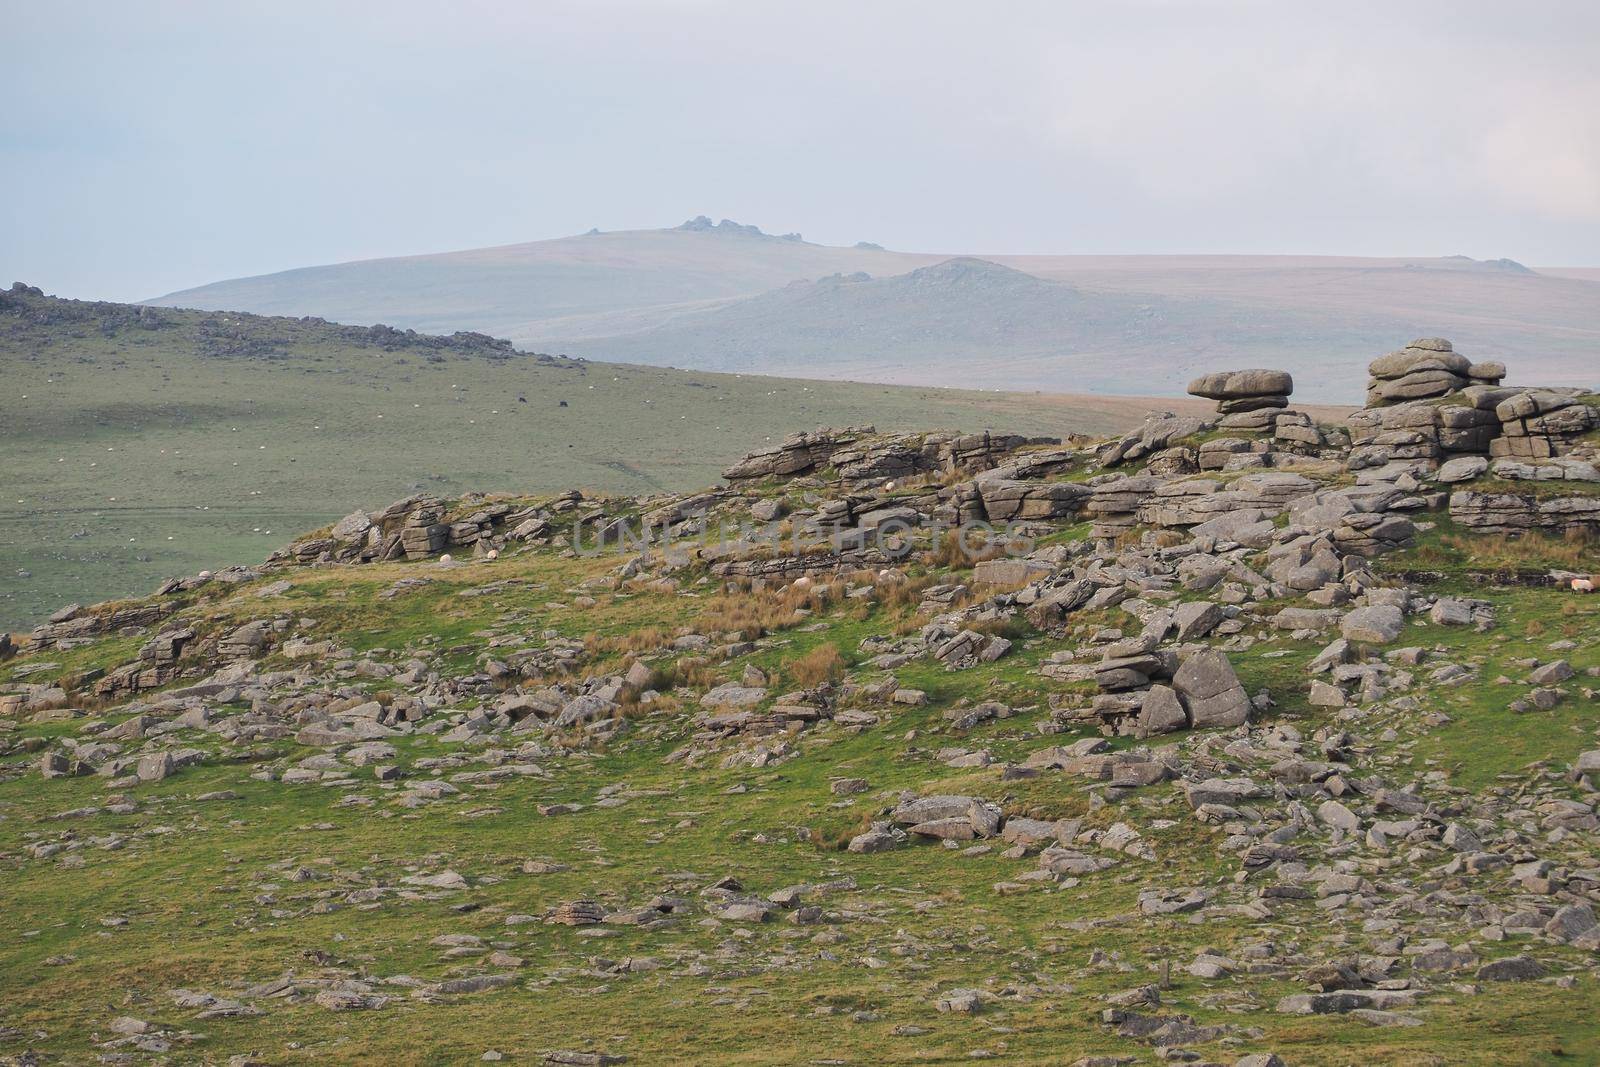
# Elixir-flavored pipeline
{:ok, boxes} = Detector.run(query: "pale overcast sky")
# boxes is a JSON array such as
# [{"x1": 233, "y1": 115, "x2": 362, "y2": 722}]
[{"x1": 3, "y1": 0, "x2": 1598, "y2": 301}]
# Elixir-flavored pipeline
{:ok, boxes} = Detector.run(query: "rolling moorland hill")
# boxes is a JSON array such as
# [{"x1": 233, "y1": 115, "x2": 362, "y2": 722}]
[
  {"x1": 1, "y1": 348, "x2": 1598, "y2": 1064},
  {"x1": 151, "y1": 219, "x2": 936, "y2": 337},
  {"x1": 533, "y1": 257, "x2": 1471, "y2": 400},
  {"x1": 149, "y1": 221, "x2": 1600, "y2": 402},
  {"x1": 0, "y1": 284, "x2": 1231, "y2": 632}
]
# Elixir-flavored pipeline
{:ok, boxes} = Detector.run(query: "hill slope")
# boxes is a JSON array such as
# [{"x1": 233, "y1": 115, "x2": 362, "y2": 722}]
[
  {"x1": 2, "y1": 406, "x2": 1597, "y2": 1064},
  {"x1": 540, "y1": 256, "x2": 1600, "y2": 402},
  {"x1": 0, "y1": 286, "x2": 1209, "y2": 630},
  {"x1": 534, "y1": 257, "x2": 1387, "y2": 399},
  {"x1": 151, "y1": 219, "x2": 935, "y2": 337}
]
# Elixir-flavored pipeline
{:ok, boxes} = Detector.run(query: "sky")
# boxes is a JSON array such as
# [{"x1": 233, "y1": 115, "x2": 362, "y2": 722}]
[{"x1": 3, "y1": 0, "x2": 1598, "y2": 302}]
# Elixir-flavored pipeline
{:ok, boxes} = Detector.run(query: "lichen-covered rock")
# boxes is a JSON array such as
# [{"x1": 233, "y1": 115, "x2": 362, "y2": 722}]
[
  {"x1": 1450, "y1": 490, "x2": 1600, "y2": 534},
  {"x1": 1341, "y1": 605, "x2": 1405, "y2": 644},
  {"x1": 1186, "y1": 368, "x2": 1294, "y2": 400},
  {"x1": 1186, "y1": 368, "x2": 1296, "y2": 415},
  {"x1": 892, "y1": 795, "x2": 1004, "y2": 839},
  {"x1": 1171, "y1": 649, "x2": 1250, "y2": 728}
]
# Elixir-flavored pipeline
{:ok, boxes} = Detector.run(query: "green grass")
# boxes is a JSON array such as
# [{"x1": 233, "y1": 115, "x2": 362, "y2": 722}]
[
  {"x1": 1393, "y1": 587, "x2": 1600, "y2": 788},
  {"x1": 1385, "y1": 515, "x2": 1596, "y2": 578},
  {"x1": 3, "y1": 543, "x2": 1599, "y2": 1064}
]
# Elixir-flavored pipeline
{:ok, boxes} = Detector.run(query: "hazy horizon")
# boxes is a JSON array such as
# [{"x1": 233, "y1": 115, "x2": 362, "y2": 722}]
[{"x1": 5, "y1": 0, "x2": 1600, "y2": 303}]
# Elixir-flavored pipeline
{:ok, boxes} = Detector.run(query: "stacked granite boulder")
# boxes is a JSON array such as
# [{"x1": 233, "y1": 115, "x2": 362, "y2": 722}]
[
  {"x1": 1195, "y1": 437, "x2": 1265, "y2": 471},
  {"x1": 26, "y1": 601, "x2": 173, "y2": 653},
  {"x1": 1098, "y1": 411, "x2": 1210, "y2": 468},
  {"x1": 91, "y1": 625, "x2": 197, "y2": 698},
  {"x1": 1083, "y1": 475, "x2": 1164, "y2": 540},
  {"x1": 1347, "y1": 340, "x2": 1517, "y2": 471},
  {"x1": 973, "y1": 476, "x2": 1089, "y2": 522},
  {"x1": 1365, "y1": 338, "x2": 1504, "y2": 405},
  {"x1": 1450, "y1": 491, "x2": 1600, "y2": 534},
  {"x1": 1270, "y1": 409, "x2": 1338, "y2": 455},
  {"x1": 1138, "y1": 472, "x2": 1317, "y2": 530},
  {"x1": 1491, "y1": 390, "x2": 1597, "y2": 460},
  {"x1": 281, "y1": 493, "x2": 567, "y2": 567},
  {"x1": 722, "y1": 427, "x2": 1058, "y2": 487},
  {"x1": 1186, "y1": 369, "x2": 1294, "y2": 430},
  {"x1": 1345, "y1": 394, "x2": 1506, "y2": 471},
  {"x1": 1347, "y1": 338, "x2": 1597, "y2": 476},
  {"x1": 1088, "y1": 626, "x2": 1251, "y2": 738}
]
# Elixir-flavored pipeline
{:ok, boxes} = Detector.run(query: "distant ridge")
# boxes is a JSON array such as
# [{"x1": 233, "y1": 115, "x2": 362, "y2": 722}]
[
  {"x1": 149, "y1": 222, "x2": 930, "y2": 336},
  {"x1": 536, "y1": 255, "x2": 1600, "y2": 401},
  {"x1": 149, "y1": 223, "x2": 1600, "y2": 403}
]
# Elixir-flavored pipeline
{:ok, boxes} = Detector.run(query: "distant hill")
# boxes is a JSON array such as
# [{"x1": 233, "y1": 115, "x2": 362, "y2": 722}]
[
  {"x1": 541, "y1": 255, "x2": 1600, "y2": 402},
  {"x1": 538, "y1": 256, "x2": 1270, "y2": 387},
  {"x1": 149, "y1": 222, "x2": 1600, "y2": 403},
  {"x1": 539, "y1": 256, "x2": 1198, "y2": 377},
  {"x1": 151, "y1": 219, "x2": 934, "y2": 337}
]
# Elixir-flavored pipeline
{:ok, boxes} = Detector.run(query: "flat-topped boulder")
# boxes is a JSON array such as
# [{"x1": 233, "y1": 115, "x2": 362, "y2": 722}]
[
  {"x1": 1187, "y1": 368, "x2": 1294, "y2": 416},
  {"x1": 1368, "y1": 340, "x2": 1470, "y2": 380},
  {"x1": 722, "y1": 428, "x2": 862, "y2": 481}
]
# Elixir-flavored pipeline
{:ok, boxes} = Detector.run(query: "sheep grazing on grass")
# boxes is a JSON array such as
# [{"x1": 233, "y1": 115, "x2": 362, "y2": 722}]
[
  {"x1": 439, "y1": 553, "x2": 453, "y2": 564},
  {"x1": 485, "y1": 549, "x2": 499, "y2": 561},
  {"x1": 1573, "y1": 577, "x2": 1596, "y2": 593}
]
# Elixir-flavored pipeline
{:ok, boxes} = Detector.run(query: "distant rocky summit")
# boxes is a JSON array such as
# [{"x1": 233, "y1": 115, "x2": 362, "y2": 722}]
[{"x1": 676, "y1": 216, "x2": 804, "y2": 241}]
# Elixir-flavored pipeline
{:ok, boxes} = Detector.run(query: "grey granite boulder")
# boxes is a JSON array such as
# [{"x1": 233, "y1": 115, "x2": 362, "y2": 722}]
[
  {"x1": 1171, "y1": 649, "x2": 1250, "y2": 728},
  {"x1": 1341, "y1": 605, "x2": 1405, "y2": 644}
]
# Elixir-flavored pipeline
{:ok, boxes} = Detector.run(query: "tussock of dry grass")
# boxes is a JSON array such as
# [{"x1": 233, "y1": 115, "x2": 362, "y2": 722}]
[
  {"x1": 1409, "y1": 527, "x2": 1595, "y2": 572},
  {"x1": 785, "y1": 643, "x2": 845, "y2": 687},
  {"x1": 919, "y1": 532, "x2": 1001, "y2": 570},
  {"x1": 967, "y1": 615, "x2": 1032, "y2": 640},
  {"x1": 697, "y1": 581, "x2": 835, "y2": 640},
  {"x1": 878, "y1": 573, "x2": 936, "y2": 610},
  {"x1": 587, "y1": 625, "x2": 670, "y2": 658},
  {"x1": 658, "y1": 658, "x2": 718, "y2": 691}
]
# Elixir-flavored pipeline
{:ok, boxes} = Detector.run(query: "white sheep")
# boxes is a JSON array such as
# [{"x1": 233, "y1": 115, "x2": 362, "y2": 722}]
[
  {"x1": 439, "y1": 553, "x2": 453, "y2": 564},
  {"x1": 485, "y1": 548, "x2": 499, "y2": 561},
  {"x1": 1573, "y1": 577, "x2": 1595, "y2": 593}
]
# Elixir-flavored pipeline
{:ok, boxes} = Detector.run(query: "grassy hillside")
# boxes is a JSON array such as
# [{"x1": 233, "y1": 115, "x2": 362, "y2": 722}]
[
  {"x1": 2, "y1": 419, "x2": 1596, "y2": 1065},
  {"x1": 0, "y1": 288, "x2": 1194, "y2": 632}
]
